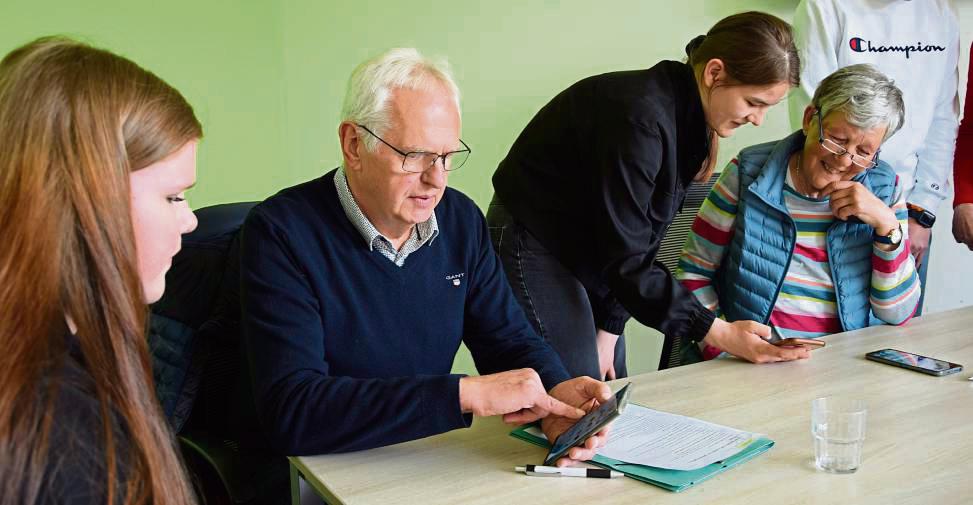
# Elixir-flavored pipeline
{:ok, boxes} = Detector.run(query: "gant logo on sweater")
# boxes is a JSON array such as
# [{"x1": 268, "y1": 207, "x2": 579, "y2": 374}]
[
  {"x1": 446, "y1": 272, "x2": 465, "y2": 286},
  {"x1": 849, "y1": 37, "x2": 945, "y2": 59}
]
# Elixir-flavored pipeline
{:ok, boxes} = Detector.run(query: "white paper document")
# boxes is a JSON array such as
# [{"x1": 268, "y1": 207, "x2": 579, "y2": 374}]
[
  {"x1": 596, "y1": 404, "x2": 763, "y2": 471},
  {"x1": 525, "y1": 403, "x2": 763, "y2": 471}
]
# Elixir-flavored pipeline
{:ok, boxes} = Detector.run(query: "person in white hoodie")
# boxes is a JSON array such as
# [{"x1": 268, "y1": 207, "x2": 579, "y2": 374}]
[{"x1": 789, "y1": 0, "x2": 960, "y2": 315}]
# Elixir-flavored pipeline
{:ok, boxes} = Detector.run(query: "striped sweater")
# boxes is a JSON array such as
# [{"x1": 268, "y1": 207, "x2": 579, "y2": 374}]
[{"x1": 676, "y1": 159, "x2": 920, "y2": 339}]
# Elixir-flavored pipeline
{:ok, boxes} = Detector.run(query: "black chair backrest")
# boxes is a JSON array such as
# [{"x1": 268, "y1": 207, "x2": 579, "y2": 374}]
[
  {"x1": 656, "y1": 173, "x2": 718, "y2": 370},
  {"x1": 150, "y1": 202, "x2": 257, "y2": 432},
  {"x1": 654, "y1": 173, "x2": 719, "y2": 274}
]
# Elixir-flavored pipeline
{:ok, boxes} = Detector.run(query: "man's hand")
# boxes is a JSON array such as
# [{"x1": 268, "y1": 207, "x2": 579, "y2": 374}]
[
  {"x1": 458, "y1": 369, "x2": 584, "y2": 425},
  {"x1": 540, "y1": 377, "x2": 613, "y2": 467},
  {"x1": 595, "y1": 329, "x2": 619, "y2": 380},
  {"x1": 908, "y1": 218, "x2": 932, "y2": 265},
  {"x1": 702, "y1": 318, "x2": 809, "y2": 364},
  {"x1": 953, "y1": 203, "x2": 973, "y2": 250}
]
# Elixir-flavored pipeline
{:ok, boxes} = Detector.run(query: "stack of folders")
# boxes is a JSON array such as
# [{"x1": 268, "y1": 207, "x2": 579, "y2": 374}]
[{"x1": 510, "y1": 404, "x2": 774, "y2": 492}]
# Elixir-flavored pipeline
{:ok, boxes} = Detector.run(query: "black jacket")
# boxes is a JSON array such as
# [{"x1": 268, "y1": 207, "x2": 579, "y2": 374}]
[
  {"x1": 492, "y1": 60, "x2": 716, "y2": 341},
  {"x1": 32, "y1": 339, "x2": 129, "y2": 505}
]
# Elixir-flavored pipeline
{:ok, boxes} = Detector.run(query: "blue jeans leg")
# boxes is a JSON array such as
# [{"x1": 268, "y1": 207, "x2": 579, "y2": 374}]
[
  {"x1": 915, "y1": 234, "x2": 931, "y2": 316},
  {"x1": 487, "y1": 200, "x2": 627, "y2": 380}
]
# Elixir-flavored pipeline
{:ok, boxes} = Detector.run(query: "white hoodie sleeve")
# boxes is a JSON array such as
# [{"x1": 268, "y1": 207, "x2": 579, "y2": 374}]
[
  {"x1": 909, "y1": 16, "x2": 960, "y2": 213},
  {"x1": 789, "y1": 0, "x2": 841, "y2": 130}
]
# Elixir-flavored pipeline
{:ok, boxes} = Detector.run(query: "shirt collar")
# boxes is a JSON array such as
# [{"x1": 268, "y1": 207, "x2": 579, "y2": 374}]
[{"x1": 334, "y1": 168, "x2": 439, "y2": 250}]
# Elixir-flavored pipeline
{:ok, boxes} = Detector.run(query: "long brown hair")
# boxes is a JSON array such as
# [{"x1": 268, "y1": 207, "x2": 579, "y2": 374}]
[
  {"x1": 0, "y1": 37, "x2": 201, "y2": 504},
  {"x1": 685, "y1": 11, "x2": 800, "y2": 181}
]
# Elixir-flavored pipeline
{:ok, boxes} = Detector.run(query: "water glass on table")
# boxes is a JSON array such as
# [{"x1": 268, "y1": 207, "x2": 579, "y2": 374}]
[{"x1": 811, "y1": 397, "x2": 866, "y2": 473}]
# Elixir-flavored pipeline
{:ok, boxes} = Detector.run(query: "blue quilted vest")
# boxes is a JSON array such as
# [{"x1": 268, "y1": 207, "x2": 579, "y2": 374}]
[{"x1": 715, "y1": 131, "x2": 896, "y2": 331}]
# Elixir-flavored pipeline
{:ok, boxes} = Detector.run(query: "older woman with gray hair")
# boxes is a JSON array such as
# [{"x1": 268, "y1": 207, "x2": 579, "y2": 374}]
[{"x1": 675, "y1": 63, "x2": 920, "y2": 363}]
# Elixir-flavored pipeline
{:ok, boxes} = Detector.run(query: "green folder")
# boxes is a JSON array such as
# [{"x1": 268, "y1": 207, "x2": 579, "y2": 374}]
[{"x1": 510, "y1": 423, "x2": 774, "y2": 492}]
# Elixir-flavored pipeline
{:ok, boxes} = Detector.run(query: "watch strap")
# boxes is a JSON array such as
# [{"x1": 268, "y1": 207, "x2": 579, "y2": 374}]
[
  {"x1": 907, "y1": 205, "x2": 936, "y2": 228},
  {"x1": 873, "y1": 223, "x2": 902, "y2": 245}
]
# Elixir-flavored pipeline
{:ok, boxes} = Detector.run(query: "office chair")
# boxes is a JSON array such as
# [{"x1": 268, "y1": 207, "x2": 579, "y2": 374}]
[
  {"x1": 149, "y1": 201, "x2": 276, "y2": 504},
  {"x1": 654, "y1": 172, "x2": 719, "y2": 370}
]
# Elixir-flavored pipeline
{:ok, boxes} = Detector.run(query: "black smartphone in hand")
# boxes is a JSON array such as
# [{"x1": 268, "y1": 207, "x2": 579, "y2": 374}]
[
  {"x1": 543, "y1": 383, "x2": 631, "y2": 465},
  {"x1": 865, "y1": 348, "x2": 963, "y2": 376}
]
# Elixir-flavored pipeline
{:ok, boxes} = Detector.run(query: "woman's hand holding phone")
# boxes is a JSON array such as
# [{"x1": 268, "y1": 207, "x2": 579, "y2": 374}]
[{"x1": 703, "y1": 319, "x2": 810, "y2": 364}]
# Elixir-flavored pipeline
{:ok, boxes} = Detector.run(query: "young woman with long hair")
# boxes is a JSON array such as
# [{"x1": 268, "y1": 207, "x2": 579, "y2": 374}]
[{"x1": 0, "y1": 37, "x2": 200, "y2": 504}]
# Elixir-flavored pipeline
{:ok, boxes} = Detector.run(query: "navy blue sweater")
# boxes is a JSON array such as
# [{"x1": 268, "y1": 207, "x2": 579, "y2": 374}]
[{"x1": 240, "y1": 169, "x2": 571, "y2": 455}]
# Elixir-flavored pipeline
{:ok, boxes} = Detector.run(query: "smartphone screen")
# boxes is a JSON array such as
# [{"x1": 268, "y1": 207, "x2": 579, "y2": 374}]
[
  {"x1": 866, "y1": 348, "x2": 963, "y2": 376},
  {"x1": 544, "y1": 383, "x2": 631, "y2": 465}
]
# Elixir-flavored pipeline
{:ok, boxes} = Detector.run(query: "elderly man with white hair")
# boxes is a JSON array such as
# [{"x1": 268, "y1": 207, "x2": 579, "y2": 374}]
[
  {"x1": 676, "y1": 64, "x2": 921, "y2": 363},
  {"x1": 239, "y1": 48, "x2": 610, "y2": 462}
]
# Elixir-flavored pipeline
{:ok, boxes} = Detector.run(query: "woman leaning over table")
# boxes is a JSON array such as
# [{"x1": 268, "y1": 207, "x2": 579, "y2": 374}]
[
  {"x1": 0, "y1": 37, "x2": 201, "y2": 504},
  {"x1": 489, "y1": 11, "x2": 808, "y2": 379},
  {"x1": 676, "y1": 64, "x2": 920, "y2": 362}
]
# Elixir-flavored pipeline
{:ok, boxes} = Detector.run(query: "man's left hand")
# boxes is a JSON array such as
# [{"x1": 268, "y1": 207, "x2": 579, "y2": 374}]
[
  {"x1": 953, "y1": 203, "x2": 973, "y2": 250},
  {"x1": 595, "y1": 329, "x2": 619, "y2": 380},
  {"x1": 540, "y1": 377, "x2": 613, "y2": 467},
  {"x1": 908, "y1": 218, "x2": 932, "y2": 265}
]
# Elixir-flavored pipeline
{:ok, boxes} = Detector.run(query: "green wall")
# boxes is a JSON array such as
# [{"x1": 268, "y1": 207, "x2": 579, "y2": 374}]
[
  {"x1": 279, "y1": 0, "x2": 794, "y2": 207},
  {"x1": 0, "y1": 0, "x2": 796, "y2": 377},
  {"x1": 0, "y1": 0, "x2": 290, "y2": 207}
]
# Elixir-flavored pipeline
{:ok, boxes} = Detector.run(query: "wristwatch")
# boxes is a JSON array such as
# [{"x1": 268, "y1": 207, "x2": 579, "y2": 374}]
[
  {"x1": 873, "y1": 223, "x2": 903, "y2": 246},
  {"x1": 907, "y1": 204, "x2": 936, "y2": 228}
]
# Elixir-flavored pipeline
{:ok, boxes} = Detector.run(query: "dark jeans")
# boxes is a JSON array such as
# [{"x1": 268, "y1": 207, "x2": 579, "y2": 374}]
[
  {"x1": 915, "y1": 234, "x2": 931, "y2": 316},
  {"x1": 487, "y1": 199, "x2": 627, "y2": 380}
]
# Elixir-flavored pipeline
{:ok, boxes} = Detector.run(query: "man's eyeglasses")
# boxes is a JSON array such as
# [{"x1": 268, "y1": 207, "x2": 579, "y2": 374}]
[
  {"x1": 356, "y1": 124, "x2": 471, "y2": 173},
  {"x1": 815, "y1": 109, "x2": 880, "y2": 170}
]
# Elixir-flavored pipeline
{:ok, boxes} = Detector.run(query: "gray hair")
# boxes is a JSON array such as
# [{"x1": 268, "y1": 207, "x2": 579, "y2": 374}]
[
  {"x1": 811, "y1": 63, "x2": 904, "y2": 142},
  {"x1": 340, "y1": 48, "x2": 460, "y2": 151}
]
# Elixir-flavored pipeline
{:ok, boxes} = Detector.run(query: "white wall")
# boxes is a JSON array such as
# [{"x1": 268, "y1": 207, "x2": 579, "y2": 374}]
[{"x1": 926, "y1": 0, "x2": 973, "y2": 312}]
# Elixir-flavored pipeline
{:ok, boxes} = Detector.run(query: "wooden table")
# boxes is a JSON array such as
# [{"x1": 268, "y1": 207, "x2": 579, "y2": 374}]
[{"x1": 290, "y1": 307, "x2": 973, "y2": 504}]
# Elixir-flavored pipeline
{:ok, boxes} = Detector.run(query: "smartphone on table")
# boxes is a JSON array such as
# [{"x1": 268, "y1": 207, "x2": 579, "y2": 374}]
[
  {"x1": 865, "y1": 348, "x2": 963, "y2": 376},
  {"x1": 543, "y1": 383, "x2": 631, "y2": 466}
]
